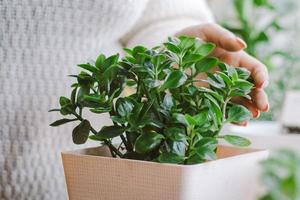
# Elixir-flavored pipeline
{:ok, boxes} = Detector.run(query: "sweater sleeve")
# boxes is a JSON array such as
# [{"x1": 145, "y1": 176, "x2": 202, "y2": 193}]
[{"x1": 121, "y1": 0, "x2": 214, "y2": 48}]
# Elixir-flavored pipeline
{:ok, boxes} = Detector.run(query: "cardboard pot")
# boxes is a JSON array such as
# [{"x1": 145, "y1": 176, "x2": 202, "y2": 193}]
[{"x1": 61, "y1": 145, "x2": 268, "y2": 200}]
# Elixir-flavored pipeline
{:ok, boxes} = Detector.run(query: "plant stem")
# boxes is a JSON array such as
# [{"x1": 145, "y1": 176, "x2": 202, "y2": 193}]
[
  {"x1": 109, "y1": 106, "x2": 131, "y2": 152},
  {"x1": 184, "y1": 127, "x2": 193, "y2": 164},
  {"x1": 141, "y1": 83, "x2": 163, "y2": 121},
  {"x1": 72, "y1": 111, "x2": 124, "y2": 157},
  {"x1": 120, "y1": 134, "x2": 131, "y2": 151}
]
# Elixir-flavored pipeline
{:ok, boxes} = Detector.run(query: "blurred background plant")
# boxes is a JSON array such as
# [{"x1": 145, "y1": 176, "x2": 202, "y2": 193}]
[
  {"x1": 259, "y1": 149, "x2": 300, "y2": 200},
  {"x1": 209, "y1": 0, "x2": 300, "y2": 120}
]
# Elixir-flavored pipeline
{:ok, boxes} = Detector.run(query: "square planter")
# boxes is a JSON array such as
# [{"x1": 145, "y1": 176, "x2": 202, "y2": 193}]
[{"x1": 61, "y1": 145, "x2": 268, "y2": 200}]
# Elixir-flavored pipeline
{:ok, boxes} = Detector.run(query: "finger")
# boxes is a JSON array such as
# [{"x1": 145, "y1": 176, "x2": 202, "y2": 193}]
[
  {"x1": 177, "y1": 23, "x2": 247, "y2": 51},
  {"x1": 250, "y1": 88, "x2": 269, "y2": 112},
  {"x1": 199, "y1": 24, "x2": 247, "y2": 51},
  {"x1": 231, "y1": 97, "x2": 260, "y2": 118},
  {"x1": 238, "y1": 51, "x2": 269, "y2": 88},
  {"x1": 212, "y1": 47, "x2": 239, "y2": 66},
  {"x1": 232, "y1": 121, "x2": 248, "y2": 126}
]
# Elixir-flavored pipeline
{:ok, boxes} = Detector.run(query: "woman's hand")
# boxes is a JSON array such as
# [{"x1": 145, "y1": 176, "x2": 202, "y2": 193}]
[{"x1": 176, "y1": 23, "x2": 269, "y2": 125}]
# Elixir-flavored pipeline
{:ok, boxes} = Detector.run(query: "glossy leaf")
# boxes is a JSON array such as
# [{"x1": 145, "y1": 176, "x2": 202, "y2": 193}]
[
  {"x1": 134, "y1": 131, "x2": 164, "y2": 154},
  {"x1": 157, "y1": 152, "x2": 185, "y2": 164},
  {"x1": 160, "y1": 71, "x2": 187, "y2": 90},
  {"x1": 164, "y1": 42, "x2": 181, "y2": 54},
  {"x1": 223, "y1": 135, "x2": 251, "y2": 147},
  {"x1": 95, "y1": 54, "x2": 106, "y2": 69},
  {"x1": 227, "y1": 104, "x2": 252, "y2": 123},
  {"x1": 97, "y1": 125, "x2": 126, "y2": 139},
  {"x1": 185, "y1": 114, "x2": 197, "y2": 126},
  {"x1": 50, "y1": 118, "x2": 77, "y2": 126},
  {"x1": 116, "y1": 98, "x2": 134, "y2": 117},
  {"x1": 195, "y1": 57, "x2": 218, "y2": 73},
  {"x1": 72, "y1": 120, "x2": 91, "y2": 144},
  {"x1": 182, "y1": 54, "x2": 203, "y2": 66},
  {"x1": 164, "y1": 127, "x2": 187, "y2": 141},
  {"x1": 77, "y1": 64, "x2": 98, "y2": 73},
  {"x1": 196, "y1": 43, "x2": 216, "y2": 56}
]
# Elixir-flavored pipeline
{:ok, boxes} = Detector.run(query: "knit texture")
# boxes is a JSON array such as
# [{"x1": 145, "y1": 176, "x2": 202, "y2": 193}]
[{"x1": 0, "y1": 0, "x2": 212, "y2": 199}]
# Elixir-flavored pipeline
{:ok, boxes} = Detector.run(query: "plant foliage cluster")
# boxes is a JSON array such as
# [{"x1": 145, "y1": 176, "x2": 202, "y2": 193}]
[
  {"x1": 50, "y1": 36, "x2": 254, "y2": 164},
  {"x1": 260, "y1": 150, "x2": 300, "y2": 200}
]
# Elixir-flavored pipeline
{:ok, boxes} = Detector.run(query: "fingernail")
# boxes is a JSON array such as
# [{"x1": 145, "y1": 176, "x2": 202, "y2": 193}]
[
  {"x1": 253, "y1": 110, "x2": 260, "y2": 118},
  {"x1": 263, "y1": 104, "x2": 269, "y2": 112},
  {"x1": 236, "y1": 37, "x2": 247, "y2": 49},
  {"x1": 241, "y1": 121, "x2": 248, "y2": 126}
]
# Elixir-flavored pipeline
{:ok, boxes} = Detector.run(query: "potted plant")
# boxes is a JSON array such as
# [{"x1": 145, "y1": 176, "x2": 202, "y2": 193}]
[{"x1": 50, "y1": 36, "x2": 268, "y2": 200}]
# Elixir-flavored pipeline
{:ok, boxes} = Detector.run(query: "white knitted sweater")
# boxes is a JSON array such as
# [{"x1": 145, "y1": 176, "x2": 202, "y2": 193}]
[{"x1": 0, "y1": 0, "x2": 213, "y2": 199}]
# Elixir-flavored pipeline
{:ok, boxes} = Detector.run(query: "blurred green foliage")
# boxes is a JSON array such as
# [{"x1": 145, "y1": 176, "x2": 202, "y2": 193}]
[
  {"x1": 223, "y1": 0, "x2": 299, "y2": 120},
  {"x1": 260, "y1": 150, "x2": 300, "y2": 200}
]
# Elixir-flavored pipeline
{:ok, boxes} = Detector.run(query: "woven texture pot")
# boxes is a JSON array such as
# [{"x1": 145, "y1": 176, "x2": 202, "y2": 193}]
[{"x1": 62, "y1": 145, "x2": 268, "y2": 200}]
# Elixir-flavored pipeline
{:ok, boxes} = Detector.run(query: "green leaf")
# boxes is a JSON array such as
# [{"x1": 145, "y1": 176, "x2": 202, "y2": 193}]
[
  {"x1": 216, "y1": 72, "x2": 233, "y2": 86},
  {"x1": 95, "y1": 54, "x2": 106, "y2": 69},
  {"x1": 102, "y1": 65, "x2": 121, "y2": 84},
  {"x1": 194, "y1": 147, "x2": 217, "y2": 160},
  {"x1": 173, "y1": 113, "x2": 189, "y2": 126},
  {"x1": 195, "y1": 137, "x2": 217, "y2": 150},
  {"x1": 72, "y1": 120, "x2": 91, "y2": 144},
  {"x1": 76, "y1": 71, "x2": 95, "y2": 86},
  {"x1": 182, "y1": 54, "x2": 203, "y2": 66},
  {"x1": 97, "y1": 125, "x2": 126, "y2": 139},
  {"x1": 162, "y1": 94, "x2": 173, "y2": 110},
  {"x1": 111, "y1": 116, "x2": 127, "y2": 124},
  {"x1": 50, "y1": 118, "x2": 77, "y2": 126},
  {"x1": 195, "y1": 57, "x2": 218, "y2": 73},
  {"x1": 59, "y1": 97, "x2": 75, "y2": 115},
  {"x1": 186, "y1": 153, "x2": 206, "y2": 164},
  {"x1": 204, "y1": 94, "x2": 222, "y2": 124},
  {"x1": 70, "y1": 87, "x2": 77, "y2": 104},
  {"x1": 255, "y1": 32, "x2": 269, "y2": 43},
  {"x1": 144, "y1": 79, "x2": 161, "y2": 88},
  {"x1": 48, "y1": 109, "x2": 60, "y2": 112},
  {"x1": 236, "y1": 68, "x2": 251, "y2": 80},
  {"x1": 157, "y1": 152, "x2": 185, "y2": 164},
  {"x1": 178, "y1": 36, "x2": 195, "y2": 50},
  {"x1": 207, "y1": 73, "x2": 226, "y2": 89},
  {"x1": 227, "y1": 66, "x2": 238, "y2": 81},
  {"x1": 164, "y1": 127, "x2": 187, "y2": 141},
  {"x1": 223, "y1": 135, "x2": 251, "y2": 147},
  {"x1": 196, "y1": 43, "x2": 216, "y2": 56},
  {"x1": 77, "y1": 64, "x2": 98, "y2": 73},
  {"x1": 160, "y1": 71, "x2": 187, "y2": 90},
  {"x1": 77, "y1": 86, "x2": 90, "y2": 106},
  {"x1": 138, "y1": 101, "x2": 154, "y2": 122},
  {"x1": 194, "y1": 111, "x2": 209, "y2": 126},
  {"x1": 164, "y1": 42, "x2": 181, "y2": 54},
  {"x1": 185, "y1": 114, "x2": 197, "y2": 126},
  {"x1": 123, "y1": 48, "x2": 133, "y2": 56},
  {"x1": 134, "y1": 131, "x2": 164, "y2": 154},
  {"x1": 102, "y1": 54, "x2": 119, "y2": 70},
  {"x1": 233, "y1": 79, "x2": 254, "y2": 91},
  {"x1": 116, "y1": 98, "x2": 134, "y2": 117},
  {"x1": 90, "y1": 107, "x2": 111, "y2": 114},
  {"x1": 89, "y1": 134, "x2": 102, "y2": 141},
  {"x1": 227, "y1": 104, "x2": 252, "y2": 123},
  {"x1": 59, "y1": 96, "x2": 71, "y2": 106},
  {"x1": 198, "y1": 87, "x2": 224, "y2": 103},
  {"x1": 145, "y1": 119, "x2": 164, "y2": 128}
]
